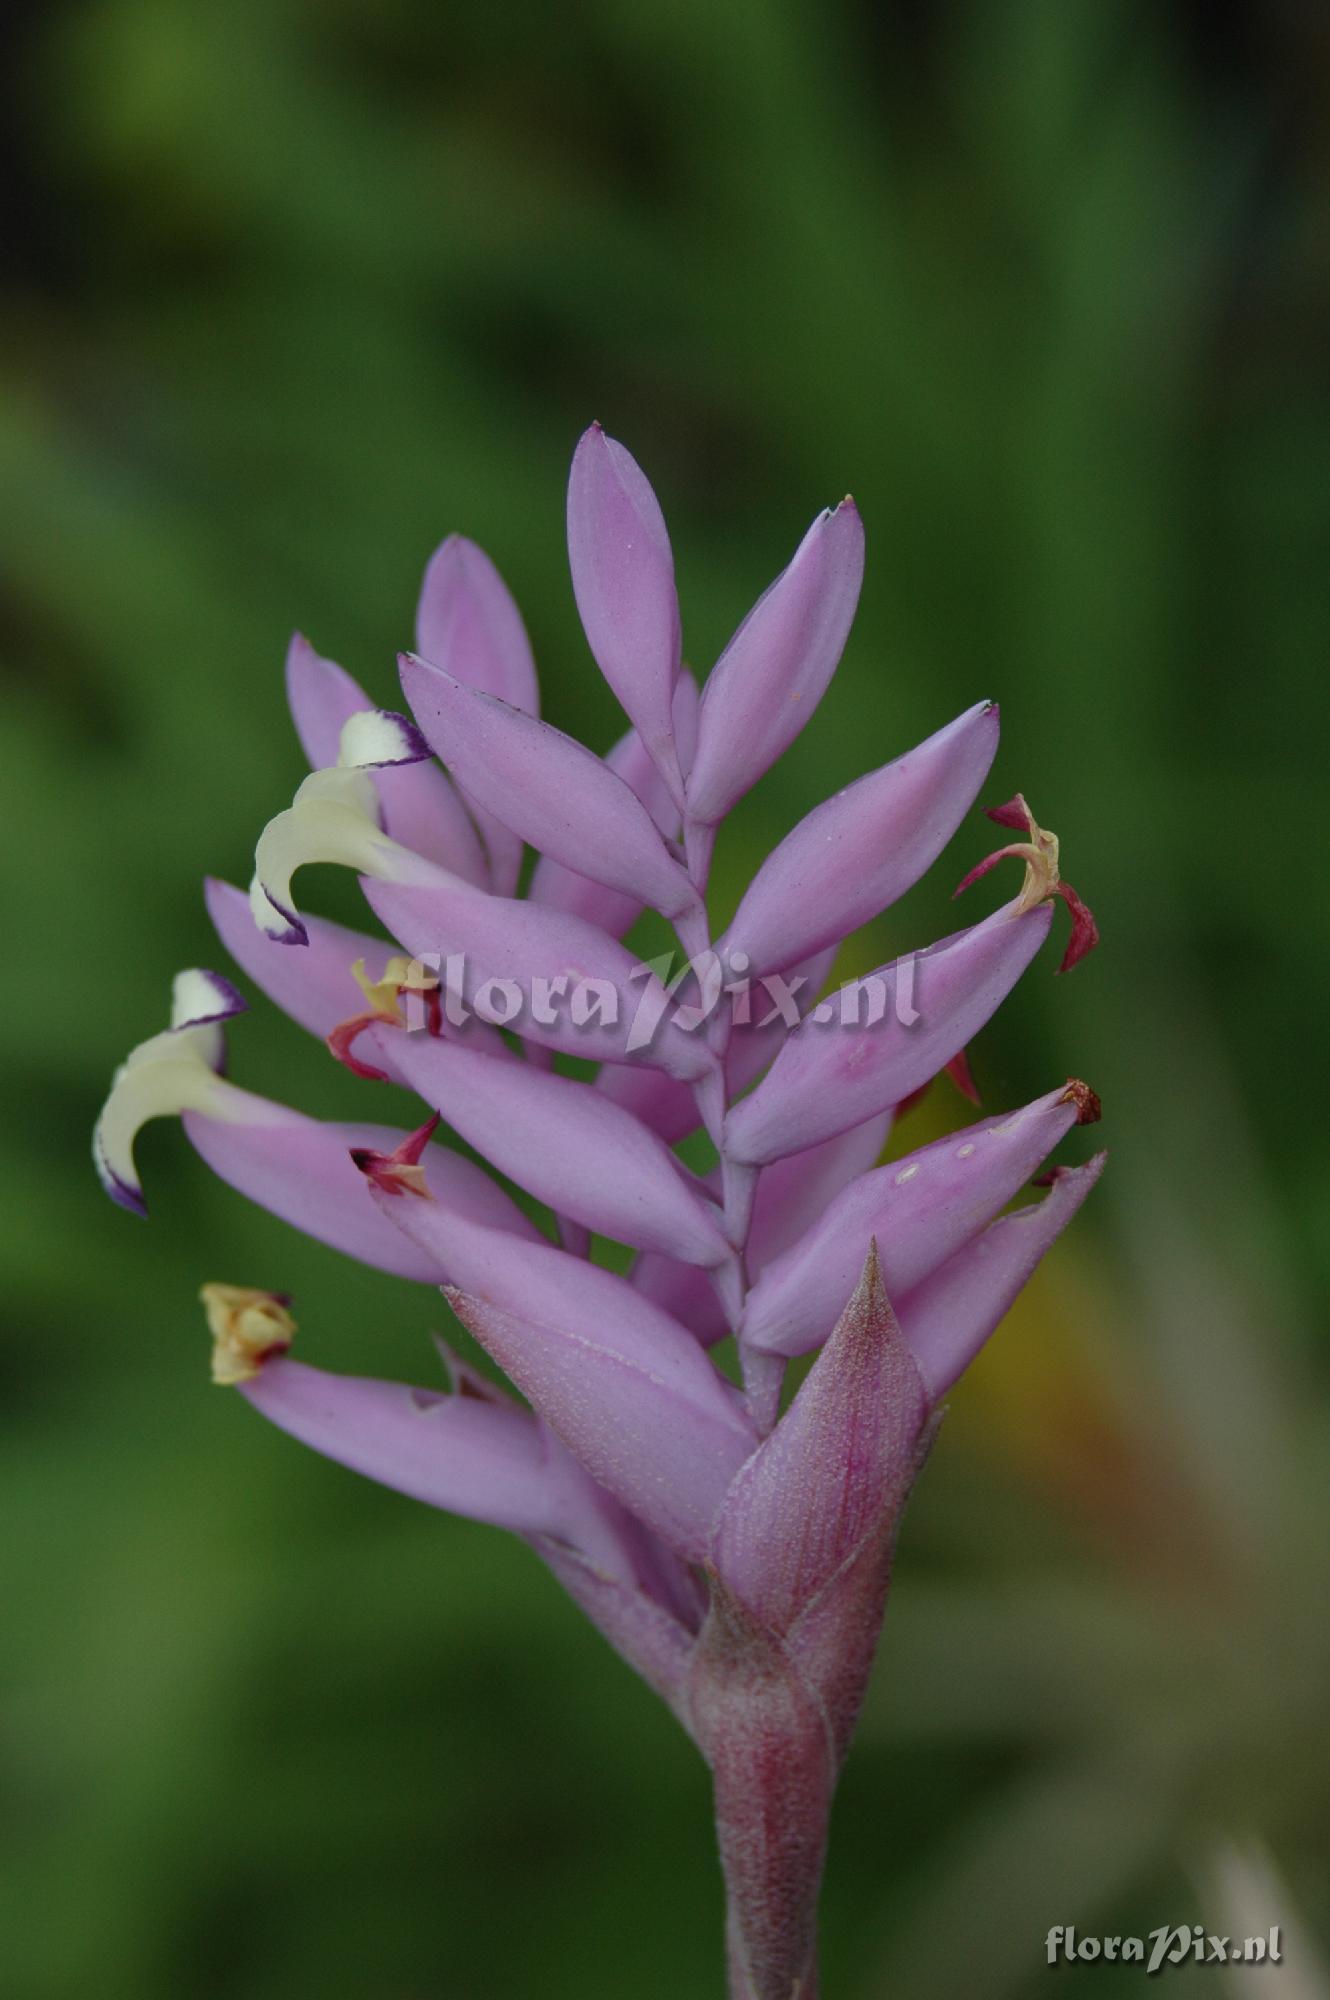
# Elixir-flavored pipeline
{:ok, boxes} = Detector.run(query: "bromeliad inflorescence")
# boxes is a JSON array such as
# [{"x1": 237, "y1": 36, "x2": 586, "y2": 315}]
[{"x1": 95, "y1": 424, "x2": 1103, "y2": 2000}]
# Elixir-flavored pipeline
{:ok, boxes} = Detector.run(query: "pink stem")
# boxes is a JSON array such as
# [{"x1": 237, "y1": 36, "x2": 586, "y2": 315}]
[{"x1": 690, "y1": 1588, "x2": 834, "y2": 2000}]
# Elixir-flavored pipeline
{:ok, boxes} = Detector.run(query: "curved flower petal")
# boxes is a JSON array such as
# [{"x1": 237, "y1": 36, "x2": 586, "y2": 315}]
[
  {"x1": 242, "y1": 1356, "x2": 570, "y2": 1534},
  {"x1": 415, "y1": 535, "x2": 539, "y2": 713},
  {"x1": 364, "y1": 1160, "x2": 756, "y2": 1560},
  {"x1": 363, "y1": 1173, "x2": 745, "y2": 1413},
  {"x1": 249, "y1": 766, "x2": 418, "y2": 944},
  {"x1": 93, "y1": 974, "x2": 539, "y2": 1269},
  {"x1": 745, "y1": 1112, "x2": 894, "y2": 1281},
  {"x1": 227, "y1": 1310, "x2": 702, "y2": 1695},
  {"x1": 724, "y1": 903, "x2": 1052, "y2": 1171},
  {"x1": 248, "y1": 763, "x2": 710, "y2": 1078},
  {"x1": 92, "y1": 971, "x2": 248, "y2": 1215},
  {"x1": 442, "y1": 1284, "x2": 755, "y2": 1563},
  {"x1": 399, "y1": 650, "x2": 701, "y2": 927},
  {"x1": 362, "y1": 1168, "x2": 757, "y2": 1557},
  {"x1": 363, "y1": 873, "x2": 717, "y2": 1082},
  {"x1": 671, "y1": 661, "x2": 700, "y2": 781},
  {"x1": 567, "y1": 424, "x2": 684, "y2": 808},
  {"x1": 742, "y1": 1082, "x2": 1100, "y2": 1357},
  {"x1": 285, "y1": 633, "x2": 489, "y2": 883},
  {"x1": 415, "y1": 535, "x2": 539, "y2": 893},
  {"x1": 720, "y1": 701, "x2": 1000, "y2": 977},
  {"x1": 897, "y1": 1152, "x2": 1107, "y2": 1395},
  {"x1": 186, "y1": 1102, "x2": 541, "y2": 1277},
  {"x1": 527, "y1": 688, "x2": 693, "y2": 937},
  {"x1": 376, "y1": 1024, "x2": 732, "y2": 1268},
  {"x1": 239, "y1": 1354, "x2": 644, "y2": 1585},
  {"x1": 686, "y1": 499, "x2": 864, "y2": 830},
  {"x1": 206, "y1": 877, "x2": 510, "y2": 1073},
  {"x1": 286, "y1": 630, "x2": 371, "y2": 770}
]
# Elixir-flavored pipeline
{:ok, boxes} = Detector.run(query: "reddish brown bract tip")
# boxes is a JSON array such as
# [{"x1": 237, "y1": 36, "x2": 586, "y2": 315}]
[
  {"x1": 350, "y1": 1113, "x2": 442, "y2": 1198},
  {"x1": 1053, "y1": 880, "x2": 1100, "y2": 974},
  {"x1": 958, "y1": 792, "x2": 1101, "y2": 975},
  {"x1": 327, "y1": 1012, "x2": 392, "y2": 1081},
  {"x1": 984, "y1": 793, "x2": 1034, "y2": 832},
  {"x1": 944, "y1": 1047, "x2": 982, "y2": 1106},
  {"x1": 1059, "y1": 1078, "x2": 1102, "y2": 1126},
  {"x1": 1030, "y1": 1161, "x2": 1089, "y2": 1189}
]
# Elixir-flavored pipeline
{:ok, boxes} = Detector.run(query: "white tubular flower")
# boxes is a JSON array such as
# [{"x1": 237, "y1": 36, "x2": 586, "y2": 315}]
[
  {"x1": 250, "y1": 709, "x2": 434, "y2": 943},
  {"x1": 93, "y1": 970, "x2": 249, "y2": 1215}
]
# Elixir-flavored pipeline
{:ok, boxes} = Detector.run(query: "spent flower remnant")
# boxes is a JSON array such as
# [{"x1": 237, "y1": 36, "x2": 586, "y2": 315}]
[{"x1": 95, "y1": 423, "x2": 1103, "y2": 1998}]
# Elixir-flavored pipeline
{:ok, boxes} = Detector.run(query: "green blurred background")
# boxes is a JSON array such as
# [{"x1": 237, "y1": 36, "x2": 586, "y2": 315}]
[{"x1": 4, "y1": 1, "x2": 1328, "y2": 1993}]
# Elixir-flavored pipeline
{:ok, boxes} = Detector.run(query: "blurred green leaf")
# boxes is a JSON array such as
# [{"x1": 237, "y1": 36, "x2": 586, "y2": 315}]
[{"x1": 4, "y1": 0, "x2": 1329, "y2": 1991}]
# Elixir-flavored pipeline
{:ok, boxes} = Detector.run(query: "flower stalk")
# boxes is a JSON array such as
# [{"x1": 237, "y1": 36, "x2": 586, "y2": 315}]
[{"x1": 693, "y1": 1582, "x2": 832, "y2": 2000}]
